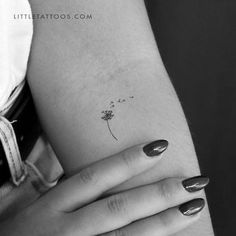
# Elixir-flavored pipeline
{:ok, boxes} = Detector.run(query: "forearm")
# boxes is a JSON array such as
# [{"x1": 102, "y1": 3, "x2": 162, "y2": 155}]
[{"x1": 28, "y1": 0, "x2": 214, "y2": 234}]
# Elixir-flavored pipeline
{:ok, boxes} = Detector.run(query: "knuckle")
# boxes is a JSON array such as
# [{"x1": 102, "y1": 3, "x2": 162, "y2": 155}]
[
  {"x1": 159, "y1": 213, "x2": 170, "y2": 229},
  {"x1": 77, "y1": 166, "x2": 97, "y2": 185},
  {"x1": 119, "y1": 148, "x2": 138, "y2": 170},
  {"x1": 113, "y1": 229, "x2": 129, "y2": 236},
  {"x1": 107, "y1": 194, "x2": 128, "y2": 214},
  {"x1": 156, "y1": 178, "x2": 179, "y2": 201}
]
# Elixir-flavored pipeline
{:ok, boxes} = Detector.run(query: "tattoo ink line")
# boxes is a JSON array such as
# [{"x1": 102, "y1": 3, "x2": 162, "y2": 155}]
[
  {"x1": 101, "y1": 110, "x2": 118, "y2": 141},
  {"x1": 101, "y1": 96, "x2": 135, "y2": 141}
]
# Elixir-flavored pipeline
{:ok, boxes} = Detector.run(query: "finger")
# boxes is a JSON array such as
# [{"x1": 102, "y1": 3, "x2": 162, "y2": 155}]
[
  {"x1": 71, "y1": 176, "x2": 209, "y2": 235},
  {"x1": 44, "y1": 140, "x2": 168, "y2": 211},
  {"x1": 102, "y1": 199, "x2": 205, "y2": 236}
]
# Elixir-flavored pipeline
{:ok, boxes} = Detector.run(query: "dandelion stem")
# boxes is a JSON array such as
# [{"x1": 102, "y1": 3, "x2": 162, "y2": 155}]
[{"x1": 106, "y1": 120, "x2": 118, "y2": 141}]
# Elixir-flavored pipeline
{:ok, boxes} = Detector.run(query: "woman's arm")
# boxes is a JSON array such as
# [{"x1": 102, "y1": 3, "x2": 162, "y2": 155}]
[{"x1": 28, "y1": 0, "x2": 214, "y2": 235}]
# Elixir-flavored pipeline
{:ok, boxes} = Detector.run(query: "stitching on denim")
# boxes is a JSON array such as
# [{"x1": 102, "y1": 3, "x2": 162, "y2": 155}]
[
  {"x1": 0, "y1": 127, "x2": 18, "y2": 180},
  {"x1": 2, "y1": 119, "x2": 25, "y2": 174},
  {"x1": 25, "y1": 160, "x2": 59, "y2": 188},
  {"x1": 0, "y1": 117, "x2": 27, "y2": 185}
]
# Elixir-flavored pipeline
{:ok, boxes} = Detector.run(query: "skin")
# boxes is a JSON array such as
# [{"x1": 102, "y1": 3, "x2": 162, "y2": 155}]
[
  {"x1": 0, "y1": 142, "x2": 205, "y2": 235},
  {"x1": 27, "y1": 0, "x2": 214, "y2": 235}
]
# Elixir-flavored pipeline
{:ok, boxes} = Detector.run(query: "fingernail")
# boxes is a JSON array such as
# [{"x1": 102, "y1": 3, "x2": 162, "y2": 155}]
[
  {"x1": 143, "y1": 140, "x2": 168, "y2": 157},
  {"x1": 183, "y1": 176, "x2": 210, "y2": 193},
  {"x1": 179, "y1": 198, "x2": 205, "y2": 216}
]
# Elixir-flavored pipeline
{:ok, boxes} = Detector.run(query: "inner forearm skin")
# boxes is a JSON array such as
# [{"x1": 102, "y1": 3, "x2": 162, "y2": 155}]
[
  {"x1": 29, "y1": 61, "x2": 214, "y2": 235},
  {"x1": 27, "y1": 0, "x2": 214, "y2": 235}
]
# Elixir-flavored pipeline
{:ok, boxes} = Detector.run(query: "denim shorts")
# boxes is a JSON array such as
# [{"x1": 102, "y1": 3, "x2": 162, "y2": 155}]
[{"x1": 0, "y1": 136, "x2": 63, "y2": 221}]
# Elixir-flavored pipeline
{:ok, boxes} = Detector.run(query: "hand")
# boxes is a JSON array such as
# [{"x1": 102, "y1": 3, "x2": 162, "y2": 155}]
[{"x1": 0, "y1": 140, "x2": 208, "y2": 236}]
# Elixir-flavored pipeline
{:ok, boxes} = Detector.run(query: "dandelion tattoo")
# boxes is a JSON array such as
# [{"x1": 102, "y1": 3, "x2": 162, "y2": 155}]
[
  {"x1": 101, "y1": 96, "x2": 135, "y2": 141},
  {"x1": 101, "y1": 110, "x2": 118, "y2": 141}
]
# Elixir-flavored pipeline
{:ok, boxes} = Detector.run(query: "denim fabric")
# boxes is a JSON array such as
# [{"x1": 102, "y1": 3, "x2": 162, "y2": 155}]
[
  {"x1": 0, "y1": 136, "x2": 63, "y2": 221},
  {"x1": 0, "y1": 116, "x2": 27, "y2": 186}
]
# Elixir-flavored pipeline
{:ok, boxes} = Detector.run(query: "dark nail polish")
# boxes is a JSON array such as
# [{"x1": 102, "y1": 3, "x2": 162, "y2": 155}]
[
  {"x1": 179, "y1": 198, "x2": 205, "y2": 216},
  {"x1": 143, "y1": 140, "x2": 168, "y2": 157},
  {"x1": 183, "y1": 176, "x2": 210, "y2": 193}
]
